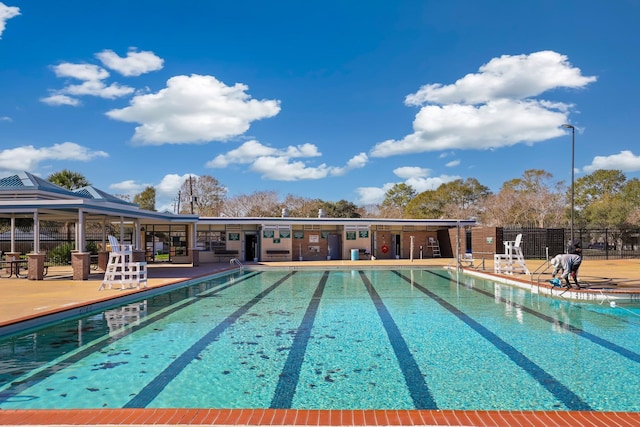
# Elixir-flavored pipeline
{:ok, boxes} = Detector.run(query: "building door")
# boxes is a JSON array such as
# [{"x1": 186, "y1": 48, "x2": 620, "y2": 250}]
[
  {"x1": 393, "y1": 234, "x2": 401, "y2": 258},
  {"x1": 328, "y1": 234, "x2": 340, "y2": 260},
  {"x1": 244, "y1": 233, "x2": 258, "y2": 261}
]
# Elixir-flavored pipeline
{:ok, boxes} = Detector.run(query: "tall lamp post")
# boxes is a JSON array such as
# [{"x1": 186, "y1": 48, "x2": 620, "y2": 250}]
[{"x1": 562, "y1": 124, "x2": 575, "y2": 243}]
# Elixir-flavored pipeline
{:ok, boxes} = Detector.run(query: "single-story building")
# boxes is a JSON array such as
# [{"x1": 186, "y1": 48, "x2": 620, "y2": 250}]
[{"x1": 1, "y1": 171, "x2": 476, "y2": 280}]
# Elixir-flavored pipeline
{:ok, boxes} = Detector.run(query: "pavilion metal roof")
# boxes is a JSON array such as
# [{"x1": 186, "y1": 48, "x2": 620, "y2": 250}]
[{"x1": 0, "y1": 172, "x2": 198, "y2": 225}]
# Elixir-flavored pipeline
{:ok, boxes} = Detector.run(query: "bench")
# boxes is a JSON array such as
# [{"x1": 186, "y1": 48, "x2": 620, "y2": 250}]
[{"x1": 266, "y1": 250, "x2": 291, "y2": 261}]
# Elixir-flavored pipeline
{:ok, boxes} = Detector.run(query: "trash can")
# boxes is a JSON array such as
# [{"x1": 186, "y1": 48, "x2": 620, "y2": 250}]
[{"x1": 351, "y1": 249, "x2": 359, "y2": 261}]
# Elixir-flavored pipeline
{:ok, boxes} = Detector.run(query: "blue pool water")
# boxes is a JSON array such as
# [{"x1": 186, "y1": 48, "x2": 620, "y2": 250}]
[{"x1": 1, "y1": 268, "x2": 639, "y2": 411}]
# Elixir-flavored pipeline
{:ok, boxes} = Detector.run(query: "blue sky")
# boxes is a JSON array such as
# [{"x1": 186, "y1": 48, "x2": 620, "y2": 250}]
[{"x1": 1, "y1": 1, "x2": 639, "y2": 213}]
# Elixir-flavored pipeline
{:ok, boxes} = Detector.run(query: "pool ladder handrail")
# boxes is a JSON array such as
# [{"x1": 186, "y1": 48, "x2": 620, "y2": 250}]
[
  {"x1": 230, "y1": 258, "x2": 244, "y2": 270},
  {"x1": 531, "y1": 259, "x2": 552, "y2": 292}
]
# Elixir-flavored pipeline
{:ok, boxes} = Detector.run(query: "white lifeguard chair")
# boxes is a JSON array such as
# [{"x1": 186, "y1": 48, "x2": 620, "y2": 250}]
[
  {"x1": 494, "y1": 233, "x2": 529, "y2": 275},
  {"x1": 99, "y1": 235, "x2": 147, "y2": 290}
]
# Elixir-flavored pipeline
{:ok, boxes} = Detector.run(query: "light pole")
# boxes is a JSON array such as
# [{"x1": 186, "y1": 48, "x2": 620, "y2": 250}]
[{"x1": 562, "y1": 123, "x2": 575, "y2": 243}]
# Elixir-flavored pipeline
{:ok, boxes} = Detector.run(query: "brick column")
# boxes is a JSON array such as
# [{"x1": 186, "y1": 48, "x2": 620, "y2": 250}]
[
  {"x1": 190, "y1": 248, "x2": 200, "y2": 266},
  {"x1": 132, "y1": 250, "x2": 146, "y2": 263},
  {"x1": 72, "y1": 252, "x2": 91, "y2": 280},
  {"x1": 27, "y1": 253, "x2": 46, "y2": 280},
  {"x1": 98, "y1": 251, "x2": 109, "y2": 271}
]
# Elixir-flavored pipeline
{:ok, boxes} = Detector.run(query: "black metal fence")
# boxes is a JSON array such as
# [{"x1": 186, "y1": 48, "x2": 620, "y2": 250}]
[
  {"x1": 0, "y1": 224, "x2": 130, "y2": 266},
  {"x1": 3, "y1": 224, "x2": 640, "y2": 263},
  {"x1": 504, "y1": 227, "x2": 640, "y2": 260}
]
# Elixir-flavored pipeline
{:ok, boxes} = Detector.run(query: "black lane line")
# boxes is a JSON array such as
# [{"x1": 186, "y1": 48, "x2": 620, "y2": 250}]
[
  {"x1": 429, "y1": 270, "x2": 640, "y2": 365},
  {"x1": 0, "y1": 271, "x2": 261, "y2": 404},
  {"x1": 394, "y1": 271, "x2": 592, "y2": 411},
  {"x1": 124, "y1": 271, "x2": 296, "y2": 408},
  {"x1": 270, "y1": 271, "x2": 329, "y2": 409},
  {"x1": 359, "y1": 271, "x2": 438, "y2": 410}
]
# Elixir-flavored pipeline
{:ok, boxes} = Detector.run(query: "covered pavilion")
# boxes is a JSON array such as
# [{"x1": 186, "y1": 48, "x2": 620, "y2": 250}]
[{"x1": 0, "y1": 171, "x2": 198, "y2": 280}]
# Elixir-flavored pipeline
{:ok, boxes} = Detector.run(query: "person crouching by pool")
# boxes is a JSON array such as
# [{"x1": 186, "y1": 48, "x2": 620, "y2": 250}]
[
  {"x1": 566, "y1": 239, "x2": 583, "y2": 287},
  {"x1": 550, "y1": 253, "x2": 583, "y2": 289}
]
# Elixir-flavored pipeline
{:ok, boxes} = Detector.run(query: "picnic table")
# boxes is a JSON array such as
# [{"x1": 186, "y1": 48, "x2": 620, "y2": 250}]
[{"x1": 1, "y1": 259, "x2": 27, "y2": 278}]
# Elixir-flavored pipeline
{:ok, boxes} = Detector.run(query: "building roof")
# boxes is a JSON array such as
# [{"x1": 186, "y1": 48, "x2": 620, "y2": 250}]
[
  {"x1": 0, "y1": 171, "x2": 476, "y2": 228},
  {"x1": 0, "y1": 171, "x2": 198, "y2": 225},
  {"x1": 0, "y1": 171, "x2": 76, "y2": 197}
]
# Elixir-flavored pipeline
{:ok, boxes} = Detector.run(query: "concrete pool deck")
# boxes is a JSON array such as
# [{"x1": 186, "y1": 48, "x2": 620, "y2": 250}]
[{"x1": 1, "y1": 258, "x2": 640, "y2": 426}]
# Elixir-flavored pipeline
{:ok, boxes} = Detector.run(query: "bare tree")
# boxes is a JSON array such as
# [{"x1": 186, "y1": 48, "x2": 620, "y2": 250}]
[
  {"x1": 178, "y1": 175, "x2": 226, "y2": 216},
  {"x1": 479, "y1": 169, "x2": 564, "y2": 227},
  {"x1": 222, "y1": 191, "x2": 281, "y2": 217},
  {"x1": 281, "y1": 194, "x2": 324, "y2": 217}
]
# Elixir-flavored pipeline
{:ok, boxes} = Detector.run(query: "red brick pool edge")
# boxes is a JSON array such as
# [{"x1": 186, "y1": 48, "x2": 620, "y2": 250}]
[{"x1": 1, "y1": 408, "x2": 640, "y2": 426}]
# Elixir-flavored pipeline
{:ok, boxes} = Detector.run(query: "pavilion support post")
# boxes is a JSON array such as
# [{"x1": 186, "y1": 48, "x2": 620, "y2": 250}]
[
  {"x1": 27, "y1": 253, "x2": 45, "y2": 280},
  {"x1": 72, "y1": 252, "x2": 90, "y2": 280},
  {"x1": 10, "y1": 216, "x2": 16, "y2": 253}
]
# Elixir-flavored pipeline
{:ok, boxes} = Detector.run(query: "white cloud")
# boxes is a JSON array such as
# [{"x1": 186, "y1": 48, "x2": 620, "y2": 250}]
[
  {"x1": 355, "y1": 167, "x2": 459, "y2": 205},
  {"x1": 155, "y1": 173, "x2": 198, "y2": 212},
  {"x1": 207, "y1": 140, "x2": 320, "y2": 168},
  {"x1": 109, "y1": 179, "x2": 145, "y2": 194},
  {"x1": 0, "y1": 115, "x2": 12, "y2": 122},
  {"x1": 108, "y1": 173, "x2": 198, "y2": 213},
  {"x1": 583, "y1": 151, "x2": 640, "y2": 173},
  {"x1": 106, "y1": 74, "x2": 281, "y2": 145},
  {"x1": 405, "y1": 174, "x2": 459, "y2": 193},
  {"x1": 445, "y1": 159, "x2": 460, "y2": 167},
  {"x1": 372, "y1": 51, "x2": 596, "y2": 158},
  {"x1": 96, "y1": 48, "x2": 164, "y2": 77},
  {"x1": 394, "y1": 166, "x2": 430, "y2": 179},
  {"x1": 156, "y1": 173, "x2": 195, "y2": 196},
  {"x1": 251, "y1": 156, "x2": 331, "y2": 181},
  {"x1": 372, "y1": 99, "x2": 567, "y2": 156},
  {"x1": 62, "y1": 80, "x2": 134, "y2": 99},
  {"x1": 40, "y1": 94, "x2": 81, "y2": 106},
  {"x1": 405, "y1": 51, "x2": 596, "y2": 105},
  {"x1": 207, "y1": 139, "x2": 367, "y2": 181},
  {"x1": 392, "y1": 166, "x2": 459, "y2": 193},
  {"x1": 331, "y1": 152, "x2": 369, "y2": 176},
  {"x1": 355, "y1": 186, "x2": 388, "y2": 205},
  {"x1": 0, "y1": 2, "x2": 20, "y2": 39},
  {"x1": 0, "y1": 142, "x2": 108, "y2": 171},
  {"x1": 53, "y1": 63, "x2": 110, "y2": 81},
  {"x1": 45, "y1": 61, "x2": 134, "y2": 104}
]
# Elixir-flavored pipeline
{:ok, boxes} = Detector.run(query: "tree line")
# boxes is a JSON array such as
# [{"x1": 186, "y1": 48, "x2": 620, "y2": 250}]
[{"x1": 46, "y1": 168, "x2": 640, "y2": 230}]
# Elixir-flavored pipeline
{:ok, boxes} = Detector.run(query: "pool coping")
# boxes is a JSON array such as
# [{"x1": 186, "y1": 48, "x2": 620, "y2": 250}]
[
  {"x1": 2, "y1": 262, "x2": 640, "y2": 426},
  {"x1": 457, "y1": 266, "x2": 640, "y2": 303},
  {"x1": 1, "y1": 407, "x2": 640, "y2": 426},
  {"x1": 0, "y1": 268, "x2": 236, "y2": 337}
]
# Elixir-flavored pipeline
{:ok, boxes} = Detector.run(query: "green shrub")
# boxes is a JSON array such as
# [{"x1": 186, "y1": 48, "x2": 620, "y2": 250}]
[
  {"x1": 86, "y1": 241, "x2": 98, "y2": 255},
  {"x1": 49, "y1": 243, "x2": 74, "y2": 264}
]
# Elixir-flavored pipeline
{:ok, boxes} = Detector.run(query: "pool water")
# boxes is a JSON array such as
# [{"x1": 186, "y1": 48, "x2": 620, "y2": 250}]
[{"x1": 1, "y1": 268, "x2": 639, "y2": 411}]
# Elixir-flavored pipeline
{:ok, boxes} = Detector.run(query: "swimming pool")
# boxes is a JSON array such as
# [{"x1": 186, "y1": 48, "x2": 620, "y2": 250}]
[{"x1": 1, "y1": 267, "x2": 639, "y2": 411}]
